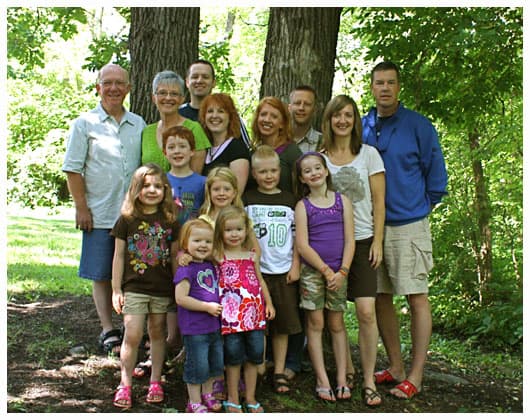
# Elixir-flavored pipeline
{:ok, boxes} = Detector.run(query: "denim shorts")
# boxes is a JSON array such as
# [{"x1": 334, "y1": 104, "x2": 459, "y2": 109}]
[
  {"x1": 223, "y1": 329, "x2": 265, "y2": 366},
  {"x1": 78, "y1": 229, "x2": 114, "y2": 281},
  {"x1": 182, "y1": 332, "x2": 224, "y2": 384}
]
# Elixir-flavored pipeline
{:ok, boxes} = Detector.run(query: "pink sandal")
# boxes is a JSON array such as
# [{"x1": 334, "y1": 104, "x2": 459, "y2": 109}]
[
  {"x1": 212, "y1": 378, "x2": 226, "y2": 400},
  {"x1": 186, "y1": 401, "x2": 208, "y2": 413},
  {"x1": 113, "y1": 384, "x2": 132, "y2": 409},
  {"x1": 146, "y1": 381, "x2": 164, "y2": 403},
  {"x1": 202, "y1": 392, "x2": 222, "y2": 412}
]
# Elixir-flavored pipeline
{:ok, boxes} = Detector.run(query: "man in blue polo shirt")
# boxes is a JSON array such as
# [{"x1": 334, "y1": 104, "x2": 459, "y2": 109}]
[{"x1": 362, "y1": 61, "x2": 447, "y2": 400}]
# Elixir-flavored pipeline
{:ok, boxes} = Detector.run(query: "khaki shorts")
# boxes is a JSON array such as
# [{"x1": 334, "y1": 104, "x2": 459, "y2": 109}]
[
  {"x1": 122, "y1": 292, "x2": 174, "y2": 315},
  {"x1": 299, "y1": 264, "x2": 347, "y2": 312},
  {"x1": 377, "y1": 218, "x2": 433, "y2": 296}
]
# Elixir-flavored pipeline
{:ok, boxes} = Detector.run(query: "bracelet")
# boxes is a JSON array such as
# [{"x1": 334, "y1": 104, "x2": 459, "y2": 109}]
[
  {"x1": 338, "y1": 268, "x2": 348, "y2": 277},
  {"x1": 340, "y1": 266, "x2": 350, "y2": 274},
  {"x1": 320, "y1": 264, "x2": 330, "y2": 274}
]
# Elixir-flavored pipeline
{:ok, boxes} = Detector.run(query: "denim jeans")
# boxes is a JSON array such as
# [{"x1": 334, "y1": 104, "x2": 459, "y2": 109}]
[{"x1": 182, "y1": 332, "x2": 224, "y2": 384}]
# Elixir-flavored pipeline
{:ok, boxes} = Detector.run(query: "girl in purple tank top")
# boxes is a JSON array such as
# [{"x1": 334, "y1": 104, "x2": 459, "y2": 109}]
[{"x1": 293, "y1": 152, "x2": 355, "y2": 402}]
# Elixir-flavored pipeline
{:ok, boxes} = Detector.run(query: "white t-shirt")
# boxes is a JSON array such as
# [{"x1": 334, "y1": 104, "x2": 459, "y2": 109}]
[{"x1": 324, "y1": 144, "x2": 385, "y2": 240}]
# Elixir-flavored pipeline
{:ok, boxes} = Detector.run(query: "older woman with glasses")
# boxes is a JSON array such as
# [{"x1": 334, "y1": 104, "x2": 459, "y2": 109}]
[{"x1": 142, "y1": 70, "x2": 211, "y2": 173}]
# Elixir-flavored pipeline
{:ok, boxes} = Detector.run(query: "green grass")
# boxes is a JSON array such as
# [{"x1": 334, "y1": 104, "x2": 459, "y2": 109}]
[
  {"x1": 7, "y1": 206, "x2": 91, "y2": 300},
  {"x1": 343, "y1": 300, "x2": 522, "y2": 383},
  {"x1": 7, "y1": 206, "x2": 522, "y2": 386}
]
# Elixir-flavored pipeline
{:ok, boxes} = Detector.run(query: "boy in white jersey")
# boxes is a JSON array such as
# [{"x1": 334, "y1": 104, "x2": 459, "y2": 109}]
[{"x1": 242, "y1": 145, "x2": 301, "y2": 394}]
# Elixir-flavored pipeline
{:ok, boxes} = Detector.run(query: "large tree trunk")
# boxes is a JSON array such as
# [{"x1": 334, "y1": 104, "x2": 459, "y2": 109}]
[
  {"x1": 129, "y1": 7, "x2": 200, "y2": 124},
  {"x1": 469, "y1": 129, "x2": 493, "y2": 304},
  {"x1": 260, "y1": 7, "x2": 342, "y2": 130}
]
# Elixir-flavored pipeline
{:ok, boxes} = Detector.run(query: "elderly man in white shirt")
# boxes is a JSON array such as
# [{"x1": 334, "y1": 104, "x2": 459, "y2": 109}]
[{"x1": 62, "y1": 63, "x2": 146, "y2": 356}]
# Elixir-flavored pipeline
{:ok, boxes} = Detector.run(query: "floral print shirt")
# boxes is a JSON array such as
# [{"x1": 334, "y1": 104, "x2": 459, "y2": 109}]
[
  {"x1": 218, "y1": 253, "x2": 266, "y2": 335},
  {"x1": 111, "y1": 211, "x2": 179, "y2": 297}
]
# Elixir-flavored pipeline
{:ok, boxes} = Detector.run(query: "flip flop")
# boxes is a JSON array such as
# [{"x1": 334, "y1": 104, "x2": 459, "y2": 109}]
[
  {"x1": 245, "y1": 402, "x2": 264, "y2": 413},
  {"x1": 315, "y1": 387, "x2": 336, "y2": 402},
  {"x1": 391, "y1": 379, "x2": 420, "y2": 399},
  {"x1": 335, "y1": 386, "x2": 351, "y2": 400}
]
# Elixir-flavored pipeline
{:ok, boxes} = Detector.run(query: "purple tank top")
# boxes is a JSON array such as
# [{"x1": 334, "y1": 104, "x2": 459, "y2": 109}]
[{"x1": 302, "y1": 191, "x2": 344, "y2": 272}]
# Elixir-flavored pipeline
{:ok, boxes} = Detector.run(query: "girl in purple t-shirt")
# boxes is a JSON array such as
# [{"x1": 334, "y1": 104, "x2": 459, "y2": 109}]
[
  {"x1": 174, "y1": 219, "x2": 223, "y2": 413},
  {"x1": 293, "y1": 152, "x2": 355, "y2": 403}
]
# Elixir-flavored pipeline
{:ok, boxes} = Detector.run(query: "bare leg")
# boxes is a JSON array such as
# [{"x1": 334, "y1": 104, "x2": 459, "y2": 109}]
[
  {"x1": 305, "y1": 309, "x2": 331, "y2": 390},
  {"x1": 187, "y1": 383, "x2": 202, "y2": 404},
  {"x1": 327, "y1": 310, "x2": 348, "y2": 390},
  {"x1": 272, "y1": 333, "x2": 288, "y2": 376},
  {"x1": 243, "y1": 361, "x2": 258, "y2": 405},
  {"x1": 119, "y1": 314, "x2": 145, "y2": 386},
  {"x1": 391, "y1": 293, "x2": 431, "y2": 396},
  {"x1": 355, "y1": 297, "x2": 379, "y2": 391},
  {"x1": 92, "y1": 280, "x2": 114, "y2": 332},
  {"x1": 225, "y1": 364, "x2": 241, "y2": 407},
  {"x1": 375, "y1": 293, "x2": 405, "y2": 380},
  {"x1": 147, "y1": 313, "x2": 166, "y2": 383},
  {"x1": 165, "y1": 311, "x2": 180, "y2": 352}
]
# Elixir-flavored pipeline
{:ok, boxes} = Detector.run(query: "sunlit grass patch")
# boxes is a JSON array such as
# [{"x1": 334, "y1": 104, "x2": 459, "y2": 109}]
[{"x1": 7, "y1": 207, "x2": 90, "y2": 299}]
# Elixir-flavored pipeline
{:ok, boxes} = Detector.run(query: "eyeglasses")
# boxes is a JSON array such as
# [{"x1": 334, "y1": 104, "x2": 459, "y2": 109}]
[
  {"x1": 99, "y1": 80, "x2": 128, "y2": 88},
  {"x1": 155, "y1": 90, "x2": 183, "y2": 98}
]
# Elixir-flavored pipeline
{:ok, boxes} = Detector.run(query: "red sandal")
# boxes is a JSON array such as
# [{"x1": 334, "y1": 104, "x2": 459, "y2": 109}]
[
  {"x1": 374, "y1": 369, "x2": 398, "y2": 385},
  {"x1": 113, "y1": 384, "x2": 132, "y2": 409},
  {"x1": 391, "y1": 379, "x2": 420, "y2": 399}
]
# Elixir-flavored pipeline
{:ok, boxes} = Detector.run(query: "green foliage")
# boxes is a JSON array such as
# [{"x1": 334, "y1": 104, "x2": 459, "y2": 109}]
[
  {"x1": 7, "y1": 72, "x2": 97, "y2": 208},
  {"x1": 7, "y1": 7, "x2": 87, "y2": 75},
  {"x1": 350, "y1": 7, "x2": 523, "y2": 350},
  {"x1": 83, "y1": 33, "x2": 130, "y2": 73}
]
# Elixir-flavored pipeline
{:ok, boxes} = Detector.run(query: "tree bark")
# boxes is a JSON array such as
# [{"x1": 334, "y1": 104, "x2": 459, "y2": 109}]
[
  {"x1": 129, "y1": 7, "x2": 200, "y2": 124},
  {"x1": 469, "y1": 129, "x2": 493, "y2": 304},
  {"x1": 260, "y1": 7, "x2": 342, "y2": 130}
]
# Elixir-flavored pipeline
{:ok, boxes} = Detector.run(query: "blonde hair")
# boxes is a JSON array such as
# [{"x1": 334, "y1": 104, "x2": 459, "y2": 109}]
[
  {"x1": 212, "y1": 205, "x2": 254, "y2": 261},
  {"x1": 121, "y1": 163, "x2": 177, "y2": 222},
  {"x1": 199, "y1": 166, "x2": 244, "y2": 217},
  {"x1": 251, "y1": 144, "x2": 280, "y2": 168},
  {"x1": 178, "y1": 218, "x2": 214, "y2": 252}
]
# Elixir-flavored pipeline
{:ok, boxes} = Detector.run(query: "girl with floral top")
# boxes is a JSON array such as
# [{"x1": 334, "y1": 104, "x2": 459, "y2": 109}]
[{"x1": 212, "y1": 206, "x2": 275, "y2": 413}]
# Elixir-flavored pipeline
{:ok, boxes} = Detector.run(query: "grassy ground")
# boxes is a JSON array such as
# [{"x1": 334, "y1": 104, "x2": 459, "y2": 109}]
[{"x1": 6, "y1": 206, "x2": 524, "y2": 413}]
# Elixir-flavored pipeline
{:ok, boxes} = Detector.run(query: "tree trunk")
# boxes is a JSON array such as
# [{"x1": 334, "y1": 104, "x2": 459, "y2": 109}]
[
  {"x1": 469, "y1": 129, "x2": 493, "y2": 304},
  {"x1": 260, "y1": 7, "x2": 342, "y2": 130},
  {"x1": 129, "y1": 7, "x2": 200, "y2": 124}
]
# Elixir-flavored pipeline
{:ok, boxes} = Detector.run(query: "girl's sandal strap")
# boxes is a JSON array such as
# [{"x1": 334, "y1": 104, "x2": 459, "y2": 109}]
[
  {"x1": 146, "y1": 381, "x2": 164, "y2": 403},
  {"x1": 113, "y1": 385, "x2": 132, "y2": 409}
]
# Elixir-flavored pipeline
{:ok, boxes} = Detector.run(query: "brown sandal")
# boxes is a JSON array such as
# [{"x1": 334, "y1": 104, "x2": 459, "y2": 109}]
[
  {"x1": 272, "y1": 373, "x2": 290, "y2": 393},
  {"x1": 362, "y1": 387, "x2": 382, "y2": 407}
]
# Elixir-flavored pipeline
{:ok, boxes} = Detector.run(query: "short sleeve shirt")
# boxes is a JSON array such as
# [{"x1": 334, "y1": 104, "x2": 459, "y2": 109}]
[
  {"x1": 324, "y1": 145, "x2": 385, "y2": 240},
  {"x1": 167, "y1": 172, "x2": 206, "y2": 225},
  {"x1": 62, "y1": 103, "x2": 146, "y2": 228},
  {"x1": 174, "y1": 261, "x2": 221, "y2": 335},
  {"x1": 243, "y1": 189, "x2": 297, "y2": 275},
  {"x1": 111, "y1": 212, "x2": 179, "y2": 297},
  {"x1": 141, "y1": 120, "x2": 211, "y2": 172}
]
